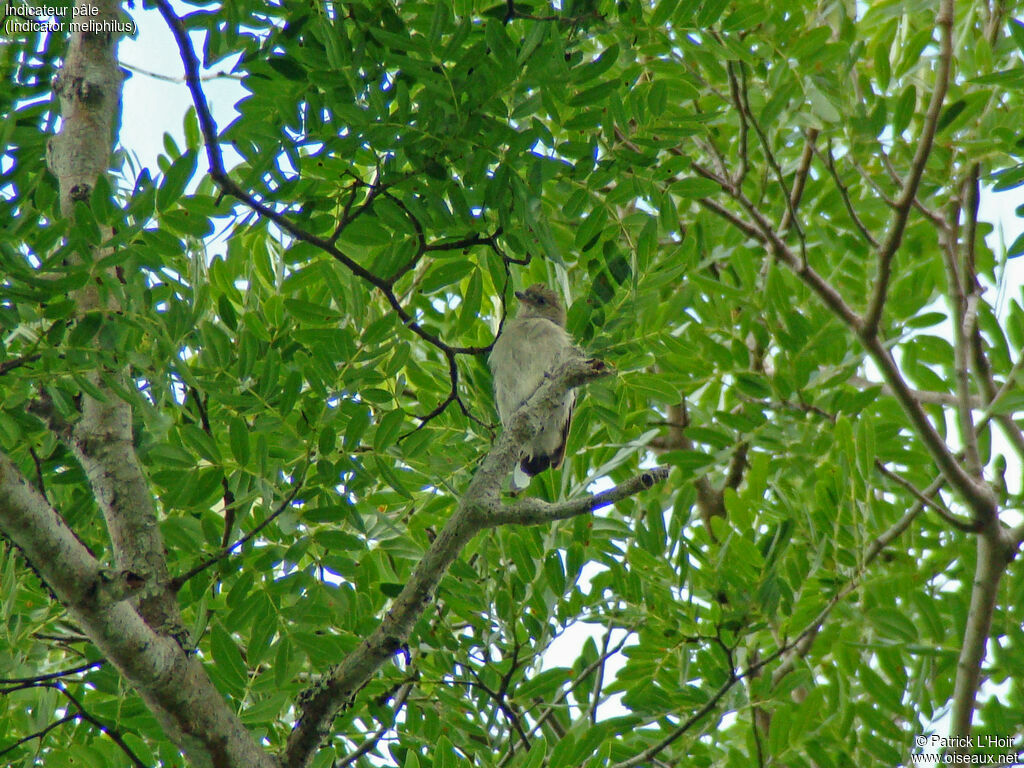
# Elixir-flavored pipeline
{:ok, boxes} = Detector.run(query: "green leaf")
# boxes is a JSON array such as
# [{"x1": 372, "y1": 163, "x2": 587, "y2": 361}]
[
  {"x1": 457, "y1": 268, "x2": 483, "y2": 336},
  {"x1": 893, "y1": 85, "x2": 917, "y2": 136},
  {"x1": 1007, "y1": 230, "x2": 1024, "y2": 258},
  {"x1": 649, "y1": 0, "x2": 679, "y2": 27},
  {"x1": 993, "y1": 163, "x2": 1024, "y2": 191},
  {"x1": 374, "y1": 409, "x2": 405, "y2": 451},
  {"x1": 1009, "y1": 18, "x2": 1024, "y2": 55},
  {"x1": 661, "y1": 450, "x2": 716, "y2": 476},
  {"x1": 733, "y1": 372, "x2": 771, "y2": 399},
  {"x1": 869, "y1": 608, "x2": 919, "y2": 643},
  {"x1": 229, "y1": 416, "x2": 251, "y2": 466},
  {"x1": 210, "y1": 623, "x2": 249, "y2": 693},
  {"x1": 873, "y1": 39, "x2": 891, "y2": 91},
  {"x1": 68, "y1": 312, "x2": 103, "y2": 347},
  {"x1": 156, "y1": 150, "x2": 197, "y2": 212},
  {"x1": 672, "y1": 177, "x2": 720, "y2": 197},
  {"x1": 626, "y1": 373, "x2": 680, "y2": 403},
  {"x1": 936, "y1": 99, "x2": 966, "y2": 133},
  {"x1": 285, "y1": 298, "x2": 341, "y2": 325},
  {"x1": 420, "y1": 259, "x2": 474, "y2": 294}
]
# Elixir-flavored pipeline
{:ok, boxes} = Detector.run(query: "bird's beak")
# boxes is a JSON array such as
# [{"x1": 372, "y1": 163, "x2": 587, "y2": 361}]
[{"x1": 514, "y1": 290, "x2": 527, "y2": 301}]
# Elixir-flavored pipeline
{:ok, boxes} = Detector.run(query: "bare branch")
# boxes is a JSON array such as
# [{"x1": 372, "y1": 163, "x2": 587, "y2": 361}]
[
  {"x1": 486, "y1": 467, "x2": 669, "y2": 526},
  {"x1": 732, "y1": 61, "x2": 806, "y2": 262},
  {"x1": 0, "y1": 713, "x2": 78, "y2": 759},
  {"x1": 186, "y1": 386, "x2": 237, "y2": 549},
  {"x1": 0, "y1": 352, "x2": 42, "y2": 376},
  {"x1": 692, "y1": 162, "x2": 863, "y2": 329},
  {"x1": 697, "y1": 196, "x2": 764, "y2": 242},
  {"x1": 499, "y1": 630, "x2": 636, "y2": 767},
  {"x1": 770, "y1": 476, "x2": 939, "y2": 688},
  {"x1": 55, "y1": 684, "x2": 148, "y2": 768},
  {"x1": 0, "y1": 661, "x2": 104, "y2": 690},
  {"x1": 613, "y1": 473, "x2": 937, "y2": 768},
  {"x1": 971, "y1": 326, "x2": 1024, "y2": 460},
  {"x1": 725, "y1": 61, "x2": 749, "y2": 187}
]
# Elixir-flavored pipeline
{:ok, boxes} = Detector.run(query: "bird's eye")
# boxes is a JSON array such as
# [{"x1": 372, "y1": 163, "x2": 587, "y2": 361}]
[{"x1": 536, "y1": 297, "x2": 546, "y2": 304}]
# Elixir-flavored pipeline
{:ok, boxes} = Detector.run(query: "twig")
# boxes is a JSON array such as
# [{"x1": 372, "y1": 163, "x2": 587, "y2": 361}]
[
  {"x1": 726, "y1": 61, "x2": 749, "y2": 187},
  {"x1": 121, "y1": 61, "x2": 240, "y2": 83},
  {"x1": 971, "y1": 320, "x2": 1024, "y2": 460},
  {"x1": 847, "y1": 376, "x2": 979, "y2": 408},
  {"x1": 874, "y1": 461, "x2": 977, "y2": 532},
  {"x1": 170, "y1": 465, "x2": 307, "y2": 591},
  {"x1": 187, "y1": 386, "x2": 237, "y2": 548},
  {"x1": 815, "y1": 142, "x2": 880, "y2": 247},
  {"x1": 0, "y1": 714, "x2": 78, "y2": 759},
  {"x1": 0, "y1": 660, "x2": 104, "y2": 689},
  {"x1": 611, "y1": 472, "x2": 938, "y2": 768},
  {"x1": 335, "y1": 682, "x2": 414, "y2": 768},
  {"x1": 55, "y1": 684, "x2": 148, "y2": 768},
  {"x1": 695, "y1": 156, "x2": 996, "y2": 521},
  {"x1": 487, "y1": 467, "x2": 669, "y2": 526},
  {"x1": 283, "y1": 356, "x2": 663, "y2": 768},
  {"x1": 780, "y1": 129, "x2": 819, "y2": 235},
  {"x1": 590, "y1": 622, "x2": 614, "y2": 724},
  {"x1": 733, "y1": 61, "x2": 806, "y2": 263},
  {"x1": 0, "y1": 352, "x2": 42, "y2": 376},
  {"x1": 878, "y1": 151, "x2": 947, "y2": 227},
  {"x1": 769, "y1": 476, "x2": 939, "y2": 688},
  {"x1": 499, "y1": 629, "x2": 635, "y2": 767},
  {"x1": 152, "y1": 0, "x2": 493, "y2": 373},
  {"x1": 863, "y1": 0, "x2": 954, "y2": 337},
  {"x1": 692, "y1": 161, "x2": 862, "y2": 329}
]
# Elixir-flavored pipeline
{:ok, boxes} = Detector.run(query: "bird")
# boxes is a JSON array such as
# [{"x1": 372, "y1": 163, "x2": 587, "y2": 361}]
[{"x1": 488, "y1": 283, "x2": 577, "y2": 491}]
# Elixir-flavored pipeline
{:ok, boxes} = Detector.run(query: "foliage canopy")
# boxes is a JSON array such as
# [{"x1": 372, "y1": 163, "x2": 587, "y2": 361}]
[{"x1": 2, "y1": 0, "x2": 1024, "y2": 767}]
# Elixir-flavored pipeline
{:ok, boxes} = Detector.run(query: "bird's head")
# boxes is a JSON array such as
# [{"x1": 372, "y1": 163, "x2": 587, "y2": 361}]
[{"x1": 515, "y1": 283, "x2": 566, "y2": 327}]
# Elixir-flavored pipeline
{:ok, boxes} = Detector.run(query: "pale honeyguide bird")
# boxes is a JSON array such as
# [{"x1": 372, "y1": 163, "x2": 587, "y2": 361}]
[{"x1": 488, "y1": 284, "x2": 577, "y2": 491}]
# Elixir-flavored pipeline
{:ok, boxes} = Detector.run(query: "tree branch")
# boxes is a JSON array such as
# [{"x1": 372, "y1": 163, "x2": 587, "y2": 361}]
[
  {"x1": 55, "y1": 683, "x2": 149, "y2": 768},
  {"x1": 0, "y1": 660, "x2": 104, "y2": 689},
  {"x1": 863, "y1": 0, "x2": 954, "y2": 337},
  {"x1": 971, "y1": 327, "x2": 1024, "y2": 460},
  {"x1": 284, "y1": 355, "x2": 664, "y2": 768},
  {"x1": 334, "y1": 681, "x2": 414, "y2": 768},
  {"x1": 485, "y1": 468, "x2": 669, "y2": 526},
  {"x1": 780, "y1": 129, "x2": 819, "y2": 235},
  {"x1": 770, "y1": 475, "x2": 939, "y2": 688},
  {"x1": 0, "y1": 714, "x2": 78, "y2": 760},
  {"x1": 848, "y1": 375, "x2": 982, "y2": 408},
  {"x1": 153, "y1": 0, "x2": 493, "y2": 360},
  {"x1": 696, "y1": 162, "x2": 997, "y2": 522},
  {"x1": 874, "y1": 462, "x2": 977, "y2": 532},
  {"x1": 612, "y1": 474, "x2": 937, "y2": 768},
  {"x1": 814, "y1": 141, "x2": 879, "y2": 248},
  {"x1": 949, "y1": 531, "x2": 1014, "y2": 746},
  {"x1": 499, "y1": 629, "x2": 636, "y2": 767},
  {"x1": 0, "y1": 450, "x2": 276, "y2": 768},
  {"x1": 170, "y1": 464, "x2": 308, "y2": 591}
]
